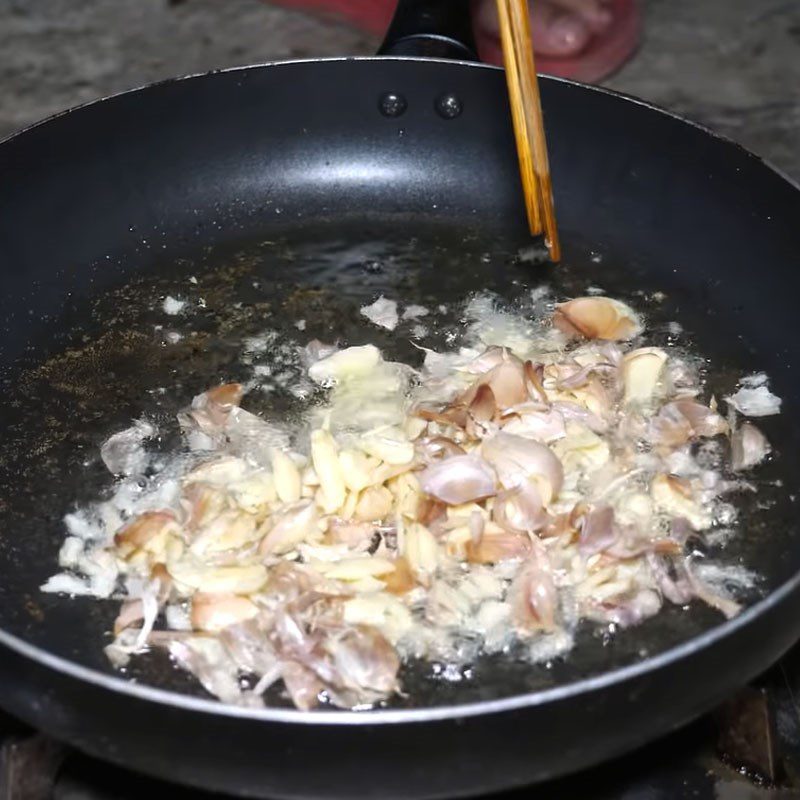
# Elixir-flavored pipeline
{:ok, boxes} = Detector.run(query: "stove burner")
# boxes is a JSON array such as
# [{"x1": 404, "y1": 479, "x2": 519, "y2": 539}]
[
  {"x1": 0, "y1": 733, "x2": 64, "y2": 800},
  {"x1": 716, "y1": 686, "x2": 782, "y2": 784}
]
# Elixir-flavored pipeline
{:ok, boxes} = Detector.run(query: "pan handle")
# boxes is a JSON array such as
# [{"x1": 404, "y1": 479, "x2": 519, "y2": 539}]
[{"x1": 378, "y1": 0, "x2": 479, "y2": 61}]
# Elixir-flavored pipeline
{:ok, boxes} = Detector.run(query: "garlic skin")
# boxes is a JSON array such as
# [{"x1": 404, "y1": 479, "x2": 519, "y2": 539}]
[
  {"x1": 419, "y1": 455, "x2": 497, "y2": 505},
  {"x1": 731, "y1": 423, "x2": 771, "y2": 471},
  {"x1": 726, "y1": 385, "x2": 782, "y2": 417},
  {"x1": 360, "y1": 296, "x2": 399, "y2": 330},
  {"x1": 554, "y1": 297, "x2": 642, "y2": 341}
]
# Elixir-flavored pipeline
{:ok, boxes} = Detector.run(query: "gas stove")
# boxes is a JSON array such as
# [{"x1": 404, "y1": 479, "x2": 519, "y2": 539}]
[{"x1": 4, "y1": 646, "x2": 800, "y2": 800}]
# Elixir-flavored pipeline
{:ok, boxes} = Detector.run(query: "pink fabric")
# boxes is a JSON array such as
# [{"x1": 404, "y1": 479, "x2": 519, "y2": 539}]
[
  {"x1": 268, "y1": 0, "x2": 640, "y2": 84},
  {"x1": 477, "y1": 0, "x2": 641, "y2": 83},
  {"x1": 273, "y1": 0, "x2": 395, "y2": 35}
]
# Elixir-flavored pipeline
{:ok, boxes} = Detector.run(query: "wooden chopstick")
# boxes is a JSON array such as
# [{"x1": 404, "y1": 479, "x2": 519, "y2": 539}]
[{"x1": 495, "y1": 0, "x2": 561, "y2": 262}]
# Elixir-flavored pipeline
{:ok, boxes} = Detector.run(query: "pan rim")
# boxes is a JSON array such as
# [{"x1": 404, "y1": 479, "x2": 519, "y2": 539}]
[
  {"x1": 0, "y1": 55, "x2": 798, "y2": 193},
  {"x1": 2, "y1": 55, "x2": 799, "y2": 726},
  {"x1": 3, "y1": 573, "x2": 798, "y2": 724}
]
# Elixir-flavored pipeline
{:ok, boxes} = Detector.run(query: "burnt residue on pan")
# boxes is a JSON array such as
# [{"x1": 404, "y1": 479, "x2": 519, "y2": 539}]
[{"x1": 0, "y1": 222, "x2": 797, "y2": 709}]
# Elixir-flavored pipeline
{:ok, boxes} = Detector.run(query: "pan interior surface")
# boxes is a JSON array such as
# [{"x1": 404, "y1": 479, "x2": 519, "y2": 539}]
[
  {"x1": 0, "y1": 219, "x2": 797, "y2": 712},
  {"x1": 0, "y1": 60, "x2": 798, "y2": 731}
]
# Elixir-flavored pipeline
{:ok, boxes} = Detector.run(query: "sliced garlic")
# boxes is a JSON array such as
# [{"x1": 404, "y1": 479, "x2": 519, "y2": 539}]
[
  {"x1": 308, "y1": 344, "x2": 381, "y2": 385},
  {"x1": 165, "y1": 535, "x2": 185, "y2": 565},
  {"x1": 622, "y1": 347, "x2": 667, "y2": 404},
  {"x1": 462, "y1": 569, "x2": 506, "y2": 601},
  {"x1": 183, "y1": 456, "x2": 250, "y2": 487},
  {"x1": 298, "y1": 542, "x2": 351, "y2": 562},
  {"x1": 651, "y1": 474, "x2": 712, "y2": 530},
  {"x1": 339, "y1": 448, "x2": 377, "y2": 492},
  {"x1": 190, "y1": 511, "x2": 259, "y2": 555},
  {"x1": 342, "y1": 593, "x2": 413, "y2": 644},
  {"x1": 387, "y1": 471, "x2": 421, "y2": 519},
  {"x1": 272, "y1": 450, "x2": 302, "y2": 504},
  {"x1": 476, "y1": 600, "x2": 512, "y2": 638},
  {"x1": 361, "y1": 426, "x2": 415, "y2": 465},
  {"x1": 302, "y1": 466, "x2": 320, "y2": 487},
  {"x1": 403, "y1": 523, "x2": 439, "y2": 578},
  {"x1": 426, "y1": 582, "x2": 472, "y2": 627},
  {"x1": 183, "y1": 484, "x2": 228, "y2": 530},
  {"x1": 320, "y1": 557, "x2": 396, "y2": 581},
  {"x1": 354, "y1": 485, "x2": 394, "y2": 522},
  {"x1": 340, "y1": 489, "x2": 360, "y2": 520},
  {"x1": 348, "y1": 576, "x2": 389, "y2": 593},
  {"x1": 228, "y1": 471, "x2": 277, "y2": 515},
  {"x1": 311, "y1": 429, "x2": 347, "y2": 514},
  {"x1": 169, "y1": 560, "x2": 268, "y2": 594}
]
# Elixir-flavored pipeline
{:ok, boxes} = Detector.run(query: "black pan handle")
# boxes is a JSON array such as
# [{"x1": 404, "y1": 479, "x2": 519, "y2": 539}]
[{"x1": 378, "y1": 0, "x2": 479, "y2": 61}]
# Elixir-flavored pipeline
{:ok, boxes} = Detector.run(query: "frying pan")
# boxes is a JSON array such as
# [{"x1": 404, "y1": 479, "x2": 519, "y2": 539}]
[{"x1": 0, "y1": 1, "x2": 799, "y2": 797}]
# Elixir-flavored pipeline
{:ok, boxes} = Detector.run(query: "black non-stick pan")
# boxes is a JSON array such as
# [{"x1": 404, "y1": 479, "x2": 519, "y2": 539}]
[{"x1": 0, "y1": 1, "x2": 799, "y2": 798}]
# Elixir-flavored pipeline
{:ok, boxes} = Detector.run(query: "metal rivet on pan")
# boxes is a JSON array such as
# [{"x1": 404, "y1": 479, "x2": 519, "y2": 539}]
[
  {"x1": 435, "y1": 92, "x2": 463, "y2": 119},
  {"x1": 378, "y1": 92, "x2": 408, "y2": 117}
]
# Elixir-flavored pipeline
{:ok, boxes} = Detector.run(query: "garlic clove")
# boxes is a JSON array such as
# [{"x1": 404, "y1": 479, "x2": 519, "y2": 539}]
[
  {"x1": 342, "y1": 593, "x2": 413, "y2": 644},
  {"x1": 339, "y1": 449, "x2": 376, "y2": 492},
  {"x1": 259, "y1": 500, "x2": 319, "y2": 555},
  {"x1": 168, "y1": 561, "x2": 268, "y2": 594},
  {"x1": 340, "y1": 489, "x2": 360, "y2": 521}
]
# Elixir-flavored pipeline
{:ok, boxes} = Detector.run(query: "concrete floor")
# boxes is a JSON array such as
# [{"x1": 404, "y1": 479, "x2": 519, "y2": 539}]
[{"x1": 0, "y1": 0, "x2": 798, "y2": 177}]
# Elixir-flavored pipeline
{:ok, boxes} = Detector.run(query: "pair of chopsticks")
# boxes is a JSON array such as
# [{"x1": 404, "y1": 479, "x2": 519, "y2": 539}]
[{"x1": 496, "y1": 0, "x2": 561, "y2": 262}]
